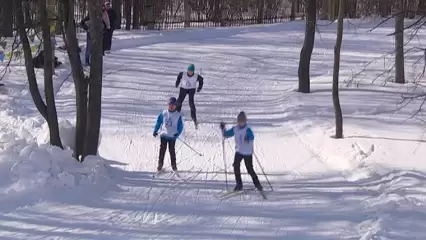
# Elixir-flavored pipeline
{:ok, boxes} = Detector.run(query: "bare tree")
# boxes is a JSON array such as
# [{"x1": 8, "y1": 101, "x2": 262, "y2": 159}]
[
  {"x1": 15, "y1": 0, "x2": 63, "y2": 148},
  {"x1": 124, "y1": 0, "x2": 131, "y2": 30},
  {"x1": 133, "y1": 0, "x2": 141, "y2": 29},
  {"x1": 394, "y1": 0, "x2": 405, "y2": 84},
  {"x1": 112, "y1": 0, "x2": 122, "y2": 29},
  {"x1": 59, "y1": 0, "x2": 104, "y2": 160},
  {"x1": 327, "y1": 0, "x2": 338, "y2": 20},
  {"x1": 418, "y1": 0, "x2": 426, "y2": 15},
  {"x1": 39, "y1": 0, "x2": 63, "y2": 147},
  {"x1": 15, "y1": 0, "x2": 47, "y2": 120},
  {"x1": 332, "y1": 0, "x2": 344, "y2": 139},
  {"x1": 290, "y1": 0, "x2": 296, "y2": 20},
  {"x1": 0, "y1": 0, "x2": 14, "y2": 37},
  {"x1": 298, "y1": 0, "x2": 316, "y2": 93},
  {"x1": 85, "y1": 0, "x2": 104, "y2": 157},
  {"x1": 61, "y1": 0, "x2": 88, "y2": 160}
]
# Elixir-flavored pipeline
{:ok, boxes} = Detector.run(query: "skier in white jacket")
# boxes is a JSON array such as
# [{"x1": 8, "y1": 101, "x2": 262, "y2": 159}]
[
  {"x1": 220, "y1": 111, "x2": 263, "y2": 192},
  {"x1": 175, "y1": 64, "x2": 204, "y2": 128}
]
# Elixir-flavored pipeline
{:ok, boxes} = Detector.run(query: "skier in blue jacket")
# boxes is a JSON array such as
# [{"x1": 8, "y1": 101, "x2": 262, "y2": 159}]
[
  {"x1": 220, "y1": 111, "x2": 263, "y2": 192},
  {"x1": 153, "y1": 97, "x2": 184, "y2": 172}
]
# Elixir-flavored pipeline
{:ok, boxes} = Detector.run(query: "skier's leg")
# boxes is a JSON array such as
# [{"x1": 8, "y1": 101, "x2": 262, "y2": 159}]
[
  {"x1": 109, "y1": 30, "x2": 114, "y2": 50},
  {"x1": 158, "y1": 138, "x2": 167, "y2": 171},
  {"x1": 102, "y1": 31, "x2": 108, "y2": 54},
  {"x1": 168, "y1": 139, "x2": 177, "y2": 171},
  {"x1": 244, "y1": 155, "x2": 263, "y2": 191},
  {"x1": 233, "y1": 153, "x2": 244, "y2": 190},
  {"x1": 176, "y1": 88, "x2": 187, "y2": 113},
  {"x1": 106, "y1": 30, "x2": 113, "y2": 51},
  {"x1": 188, "y1": 88, "x2": 197, "y2": 123}
]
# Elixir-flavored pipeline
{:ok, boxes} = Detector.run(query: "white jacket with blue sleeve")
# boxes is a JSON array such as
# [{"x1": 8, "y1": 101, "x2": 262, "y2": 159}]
[
  {"x1": 153, "y1": 110, "x2": 183, "y2": 140},
  {"x1": 222, "y1": 124, "x2": 254, "y2": 156}
]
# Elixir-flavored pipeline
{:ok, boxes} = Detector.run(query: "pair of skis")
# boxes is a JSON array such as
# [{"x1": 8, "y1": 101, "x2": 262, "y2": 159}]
[
  {"x1": 219, "y1": 188, "x2": 267, "y2": 200},
  {"x1": 152, "y1": 169, "x2": 200, "y2": 182},
  {"x1": 152, "y1": 169, "x2": 183, "y2": 180}
]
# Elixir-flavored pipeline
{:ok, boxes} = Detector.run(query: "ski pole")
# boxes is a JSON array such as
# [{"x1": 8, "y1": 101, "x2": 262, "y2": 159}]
[
  {"x1": 254, "y1": 152, "x2": 273, "y2": 191},
  {"x1": 222, "y1": 137, "x2": 228, "y2": 190},
  {"x1": 178, "y1": 138, "x2": 203, "y2": 156}
]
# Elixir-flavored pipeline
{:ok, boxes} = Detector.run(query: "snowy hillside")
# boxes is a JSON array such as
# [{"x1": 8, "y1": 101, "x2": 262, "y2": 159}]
[{"x1": 1, "y1": 18, "x2": 426, "y2": 239}]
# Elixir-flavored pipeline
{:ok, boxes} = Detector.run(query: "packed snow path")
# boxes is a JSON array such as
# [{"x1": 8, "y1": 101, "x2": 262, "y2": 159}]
[{"x1": 2, "y1": 20, "x2": 426, "y2": 239}]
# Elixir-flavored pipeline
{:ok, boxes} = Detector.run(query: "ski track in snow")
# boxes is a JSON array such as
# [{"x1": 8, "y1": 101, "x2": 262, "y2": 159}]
[{"x1": 1, "y1": 19, "x2": 426, "y2": 239}]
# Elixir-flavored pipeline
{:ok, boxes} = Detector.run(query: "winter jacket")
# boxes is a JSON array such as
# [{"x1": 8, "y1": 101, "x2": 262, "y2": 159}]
[
  {"x1": 107, "y1": 8, "x2": 117, "y2": 29},
  {"x1": 80, "y1": 11, "x2": 110, "y2": 32},
  {"x1": 154, "y1": 109, "x2": 184, "y2": 140},
  {"x1": 175, "y1": 72, "x2": 204, "y2": 91},
  {"x1": 223, "y1": 124, "x2": 254, "y2": 156}
]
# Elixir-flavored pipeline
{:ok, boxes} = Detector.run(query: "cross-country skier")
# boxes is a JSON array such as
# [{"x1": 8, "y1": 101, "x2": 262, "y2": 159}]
[
  {"x1": 153, "y1": 97, "x2": 184, "y2": 173},
  {"x1": 175, "y1": 64, "x2": 204, "y2": 129},
  {"x1": 220, "y1": 111, "x2": 263, "y2": 192}
]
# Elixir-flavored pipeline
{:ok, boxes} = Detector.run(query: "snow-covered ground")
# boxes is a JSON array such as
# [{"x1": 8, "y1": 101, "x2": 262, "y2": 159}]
[{"x1": 1, "y1": 18, "x2": 426, "y2": 239}]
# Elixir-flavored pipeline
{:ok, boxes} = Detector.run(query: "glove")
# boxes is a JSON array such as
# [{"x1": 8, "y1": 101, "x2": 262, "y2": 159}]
[
  {"x1": 173, "y1": 133, "x2": 179, "y2": 138},
  {"x1": 153, "y1": 132, "x2": 158, "y2": 137},
  {"x1": 219, "y1": 122, "x2": 225, "y2": 130},
  {"x1": 197, "y1": 88, "x2": 201, "y2": 92}
]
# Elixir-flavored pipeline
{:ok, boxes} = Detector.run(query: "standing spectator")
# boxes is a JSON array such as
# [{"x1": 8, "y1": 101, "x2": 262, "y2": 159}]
[
  {"x1": 80, "y1": 7, "x2": 110, "y2": 65},
  {"x1": 104, "y1": 1, "x2": 117, "y2": 54},
  {"x1": 80, "y1": 15, "x2": 92, "y2": 66}
]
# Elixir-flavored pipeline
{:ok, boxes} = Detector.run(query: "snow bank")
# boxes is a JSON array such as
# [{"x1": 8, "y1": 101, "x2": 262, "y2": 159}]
[
  {"x1": 290, "y1": 122, "x2": 378, "y2": 182},
  {"x1": 37, "y1": 119, "x2": 76, "y2": 150},
  {"x1": 37, "y1": 119, "x2": 103, "y2": 152},
  {"x1": 0, "y1": 110, "x2": 111, "y2": 198}
]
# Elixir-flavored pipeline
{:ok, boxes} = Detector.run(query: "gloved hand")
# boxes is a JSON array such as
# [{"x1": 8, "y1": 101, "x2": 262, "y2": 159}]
[
  {"x1": 244, "y1": 135, "x2": 249, "y2": 142},
  {"x1": 197, "y1": 88, "x2": 201, "y2": 92},
  {"x1": 173, "y1": 133, "x2": 179, "y2": 138},
  {"x1": 219, "y1": 122, "x2": 226, "y2": 130},
  {"x1": 153, "y1": 132, "x2": 158, "y2": 137}
]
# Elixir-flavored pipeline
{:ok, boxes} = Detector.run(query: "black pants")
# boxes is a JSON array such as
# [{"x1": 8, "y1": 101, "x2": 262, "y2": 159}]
[
  {"x1": 104, "y1": 29, "x2": 114, "y2": 51},
  {"x1": 176, "y1": 88, "x2": 197, "y2": 122},
  {"x1": 158, "y1": 138, "x2": 177, "y2": 170},
  {"x1": 233, "y1": 153, "x2": 262, "y2": 190}
]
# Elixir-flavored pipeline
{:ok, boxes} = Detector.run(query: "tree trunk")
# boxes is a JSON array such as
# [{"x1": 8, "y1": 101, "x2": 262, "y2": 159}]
[
  {"x1": 23, "y1": 0, "x2": 33, "y2": 26},
  {"x1": 84, "y1": 0, "x2": 103, "y2": 158},
  {"x1": 332, "y1": 0, "x2": 344, "y2": 139},
  {"x1": 257, "y1": 0, "x2": 265, "y2": 24},
  {"x1": 113, "y1": 0, "x2": 122, "y2": 29},
  {"x1": 328, "y1": 0, "x2": 338, "y2": 20},
  {"x1": 347, "y1": 0, "x2": 357, "y2": 18},
  {"x1": 394, "y1": 0, "x2": 405, "y2": 84},
  {"x1": 319, "y1": 0, "x2": 328, "y2": 20},
  {"x1": 290, "y1": 0, "x2": 296, "y2": 20},
  {"x1": 62, "y1": 0, "x2": 88, "y2": 160},
  {"x1": 133, "y1": 0, "x2": 141, "y2": 29},
  {"x1": 0, "y1": 0, "x2": 14, "y2": 37},
  {"x1": 124, "y1": 0, "x2": 131, "y2": 30},
  {"x1": 15, "y1": 0, "x2": 48, "y2": 120},
  {"x1": 39, "y1": 0, "x2": 63, "y2": 148},
  {"x1": 417, "y1": 0, "x2": 426, "y2": 15},
  {"x1": 184, "y1": 0, "x2": 191, "y2": 27},
  {"x1": 298, "y1": 0, "x2": 316, "y2": 93},
  {"x1": 404, "y1": 0, "x2": 414, "y2": 18}
]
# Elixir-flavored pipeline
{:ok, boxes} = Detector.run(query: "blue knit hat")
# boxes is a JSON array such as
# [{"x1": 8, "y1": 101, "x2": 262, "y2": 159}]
[
  {"x1": 169, "y1": 97, "x2": 177, "y2": 106},
  {"x1": 187, "y1": 64, "x2": 195, "y2": 72}
]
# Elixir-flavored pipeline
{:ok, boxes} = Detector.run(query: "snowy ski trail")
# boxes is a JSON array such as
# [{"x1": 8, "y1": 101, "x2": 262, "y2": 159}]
[{"x1": 1, "y1": 19, "x2": 426, "y2": 239}]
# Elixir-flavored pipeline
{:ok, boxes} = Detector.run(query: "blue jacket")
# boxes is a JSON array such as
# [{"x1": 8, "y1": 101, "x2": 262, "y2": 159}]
[{"x1": 154, "y1": 109, "x2": 183, "y2": 140}]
